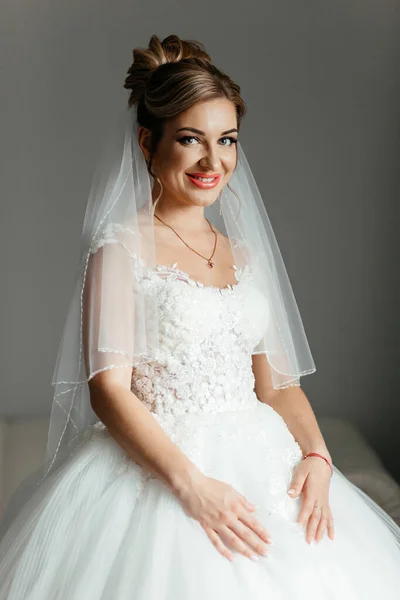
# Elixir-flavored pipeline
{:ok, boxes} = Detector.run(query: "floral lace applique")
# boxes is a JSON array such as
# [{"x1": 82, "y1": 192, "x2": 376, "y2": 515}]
[
  {"x1": 84, "y1": 222, "x2": 304, "y2": 519},
  {"x1": 88, "y1": 222, "x2": 137, "y2": 255},
  {"x1": 149, "y1": 262, "x2": 247, "y2": 293}
]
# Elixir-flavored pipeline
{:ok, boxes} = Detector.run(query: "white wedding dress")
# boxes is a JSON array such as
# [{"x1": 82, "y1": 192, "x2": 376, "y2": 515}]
[{"x1": 0, "y1": 260, "x2": 399, "y2": 599}]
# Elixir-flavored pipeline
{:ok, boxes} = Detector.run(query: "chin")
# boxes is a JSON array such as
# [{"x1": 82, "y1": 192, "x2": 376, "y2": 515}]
[
  {"x1": 185, "y1": 188, "x2": 221, "y2": 207},
  {"x1": 188, "y1": 194, "x2": 219, "y2": 208}
]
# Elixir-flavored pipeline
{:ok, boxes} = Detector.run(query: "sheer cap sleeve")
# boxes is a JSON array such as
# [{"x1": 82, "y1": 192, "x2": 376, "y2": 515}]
[{"x1": 83, "y1": 223, "x2": 159, "y2": 380}]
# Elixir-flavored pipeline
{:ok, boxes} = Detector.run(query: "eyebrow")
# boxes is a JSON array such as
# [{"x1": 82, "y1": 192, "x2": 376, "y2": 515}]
[{"x1": 176, "y1": 127, "x2": 238, "y2": 135}]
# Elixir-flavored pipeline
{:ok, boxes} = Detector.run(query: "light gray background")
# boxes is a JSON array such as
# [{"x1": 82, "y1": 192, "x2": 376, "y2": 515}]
[{"x1": 1, "y1": 2, "x2": 400, "y2": 477}]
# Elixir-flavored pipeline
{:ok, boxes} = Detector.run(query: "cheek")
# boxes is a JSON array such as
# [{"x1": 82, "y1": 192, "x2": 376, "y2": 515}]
[
  {"x1": 224, "y1": 151, "x2": 237, "y2": 176},
  {"x1": 159, "y1": 148, "x2": 191, "y2": 179}
]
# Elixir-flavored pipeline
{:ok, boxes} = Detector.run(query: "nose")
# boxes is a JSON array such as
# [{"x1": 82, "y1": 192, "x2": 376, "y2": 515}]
[{"x1": 198, "y1": 146, "x2": 222, "y2": 173}]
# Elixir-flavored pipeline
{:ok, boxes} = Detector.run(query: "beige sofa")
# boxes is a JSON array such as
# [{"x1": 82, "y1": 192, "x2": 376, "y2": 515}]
[{"x1": 318, "y1": 416, "x2": 400, "y2": 526}]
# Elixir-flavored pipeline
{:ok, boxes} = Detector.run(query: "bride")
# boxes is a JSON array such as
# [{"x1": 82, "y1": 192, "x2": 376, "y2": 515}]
[{"x1": 0, "y1": 34, "x2": 399, "y2": 599}]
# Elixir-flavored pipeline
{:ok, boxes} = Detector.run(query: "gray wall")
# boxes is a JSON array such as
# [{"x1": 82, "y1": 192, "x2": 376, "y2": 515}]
[{"x1": 1, "y1": 2, "x2": 400, "y2": 476}]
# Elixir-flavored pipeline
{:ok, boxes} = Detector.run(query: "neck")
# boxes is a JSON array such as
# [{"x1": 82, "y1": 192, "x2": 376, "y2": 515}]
[{"x1": 153, "y1": 199, "x2": 210, "y2": 234}]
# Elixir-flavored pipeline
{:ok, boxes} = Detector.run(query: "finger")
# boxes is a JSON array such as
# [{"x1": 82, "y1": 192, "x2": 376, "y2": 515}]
[
  {"x1": 297, "y1": 497, "x2": 315, "y2": 527},
  {"x1": 203, "y1": 526, "x2": 234, "y2": 562},
  {"x1": 326, "y1": 513, "x2": 335, "y2": 540},
  {"x1": 218, "y1": 524, "x2": 267, "y2": 561},
  {"x1": 315, "y1": 515, "x2": 327, "y2": 542},
  {"x1": 238, "y1": 511, "x2": 273, "y2": 545},
  {"x1": 229, "y1": 519, "x2": 270, "y2": 557},
  {"x1": 287, "y1": 473, "x2": 307, "y2": 498},
  {"x1": 306, "y1": 508, "x2": 322, "y2": 543}
]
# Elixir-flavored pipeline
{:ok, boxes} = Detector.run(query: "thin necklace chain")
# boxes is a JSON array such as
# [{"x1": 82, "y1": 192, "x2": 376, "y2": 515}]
[{"x1": 154, "y1": 213, "x2": 218, "y2": 268}]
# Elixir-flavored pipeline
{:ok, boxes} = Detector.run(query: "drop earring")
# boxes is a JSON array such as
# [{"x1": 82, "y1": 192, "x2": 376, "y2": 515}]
[{"x1": 219, "y1": 191, "x2": 223, "y2": 216}]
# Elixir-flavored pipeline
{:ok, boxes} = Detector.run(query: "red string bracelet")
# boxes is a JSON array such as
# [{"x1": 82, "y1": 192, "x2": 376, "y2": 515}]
[{"x1": 303, "y1": 452, "x2": 333, "y2": 477}]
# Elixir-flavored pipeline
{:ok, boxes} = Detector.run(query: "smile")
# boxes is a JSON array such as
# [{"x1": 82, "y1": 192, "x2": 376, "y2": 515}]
[{"x1": 186, "y1": 173, "x2": 221, "y2": 189}]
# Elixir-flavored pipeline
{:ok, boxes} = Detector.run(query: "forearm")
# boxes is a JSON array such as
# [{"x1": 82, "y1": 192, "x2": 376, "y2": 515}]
[
  {"x1": 259, "y1": 385, "x2": 331, "y2": 461},
  {"x1": 90, "y1": 384, "x2": 202, "y2": 495}
]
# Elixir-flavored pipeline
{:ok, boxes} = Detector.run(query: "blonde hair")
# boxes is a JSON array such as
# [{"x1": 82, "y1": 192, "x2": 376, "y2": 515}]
[{"x1": 124, "y1": 34, "x2": 246, "y2": 154}]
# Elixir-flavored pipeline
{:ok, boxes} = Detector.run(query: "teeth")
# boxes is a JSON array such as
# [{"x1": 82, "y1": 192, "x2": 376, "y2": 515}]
[{"x1": 191, "y1": 175, "x2": 216, "y2": 182}]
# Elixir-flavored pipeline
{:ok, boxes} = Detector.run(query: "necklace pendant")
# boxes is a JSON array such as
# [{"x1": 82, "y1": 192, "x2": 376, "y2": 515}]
[{"x1": 208, "y1": 260, "x2": 215, "y2": 268}]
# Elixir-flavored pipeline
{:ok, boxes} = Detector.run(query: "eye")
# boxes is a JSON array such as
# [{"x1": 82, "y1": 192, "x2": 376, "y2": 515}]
[
  {"x1": 178, "y1": 136, "x2": 200, "y2": 145},
  {"x1": 219, "y1": 136, "x2": 238, "y2": 147}
]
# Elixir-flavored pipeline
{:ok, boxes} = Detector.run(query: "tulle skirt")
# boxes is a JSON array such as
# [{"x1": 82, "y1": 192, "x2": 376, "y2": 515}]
[{"x1": 0, "y1": 401, "x2": 399, "y2": 599}]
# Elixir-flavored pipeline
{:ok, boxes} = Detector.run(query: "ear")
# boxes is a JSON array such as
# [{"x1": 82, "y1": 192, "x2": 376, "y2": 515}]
[{"x1": 137, "y1": 126, "x2": 152, "y2": 161}]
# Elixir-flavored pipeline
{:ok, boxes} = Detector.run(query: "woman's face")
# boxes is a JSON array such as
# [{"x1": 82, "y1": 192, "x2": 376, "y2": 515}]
[{"x1": 140, "y1": 98, "x2": 238, "y2": 208}]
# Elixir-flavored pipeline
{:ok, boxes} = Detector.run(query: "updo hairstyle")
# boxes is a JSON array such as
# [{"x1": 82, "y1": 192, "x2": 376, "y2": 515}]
[{"x1": 123, "y1": 34, "x2": 246, "y2": 158}]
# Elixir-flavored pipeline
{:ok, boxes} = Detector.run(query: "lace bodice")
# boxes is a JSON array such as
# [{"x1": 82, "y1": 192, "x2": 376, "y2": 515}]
[
  {"x1": 85, "y1": 228, "x2": 304, "y2": 511},
  {"x1": 88, "y1": 222, "x2": 271, "y2": 418},
  {"x1": 129, "y1": 261, "x2": 271, "y2": 417}
]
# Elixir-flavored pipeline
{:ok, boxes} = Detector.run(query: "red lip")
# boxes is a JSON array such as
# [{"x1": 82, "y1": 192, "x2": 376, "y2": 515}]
[{"x1": 186, "y1": 173, "x2": 221, "y2": 189}]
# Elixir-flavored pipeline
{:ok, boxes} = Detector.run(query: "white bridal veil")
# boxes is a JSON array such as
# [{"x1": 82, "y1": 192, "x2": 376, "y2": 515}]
[{"x1": 44, "y1": 104, "x2": 316, "y2": 480}]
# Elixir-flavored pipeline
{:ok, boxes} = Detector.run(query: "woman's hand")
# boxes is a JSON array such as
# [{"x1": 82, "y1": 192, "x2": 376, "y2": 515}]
[
  {"x1": 287, "y1": 456, "x2": 335, "y2": 544},
  {"x1": 175, "y1": 472, "x2": 273, "y2": 562}
]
